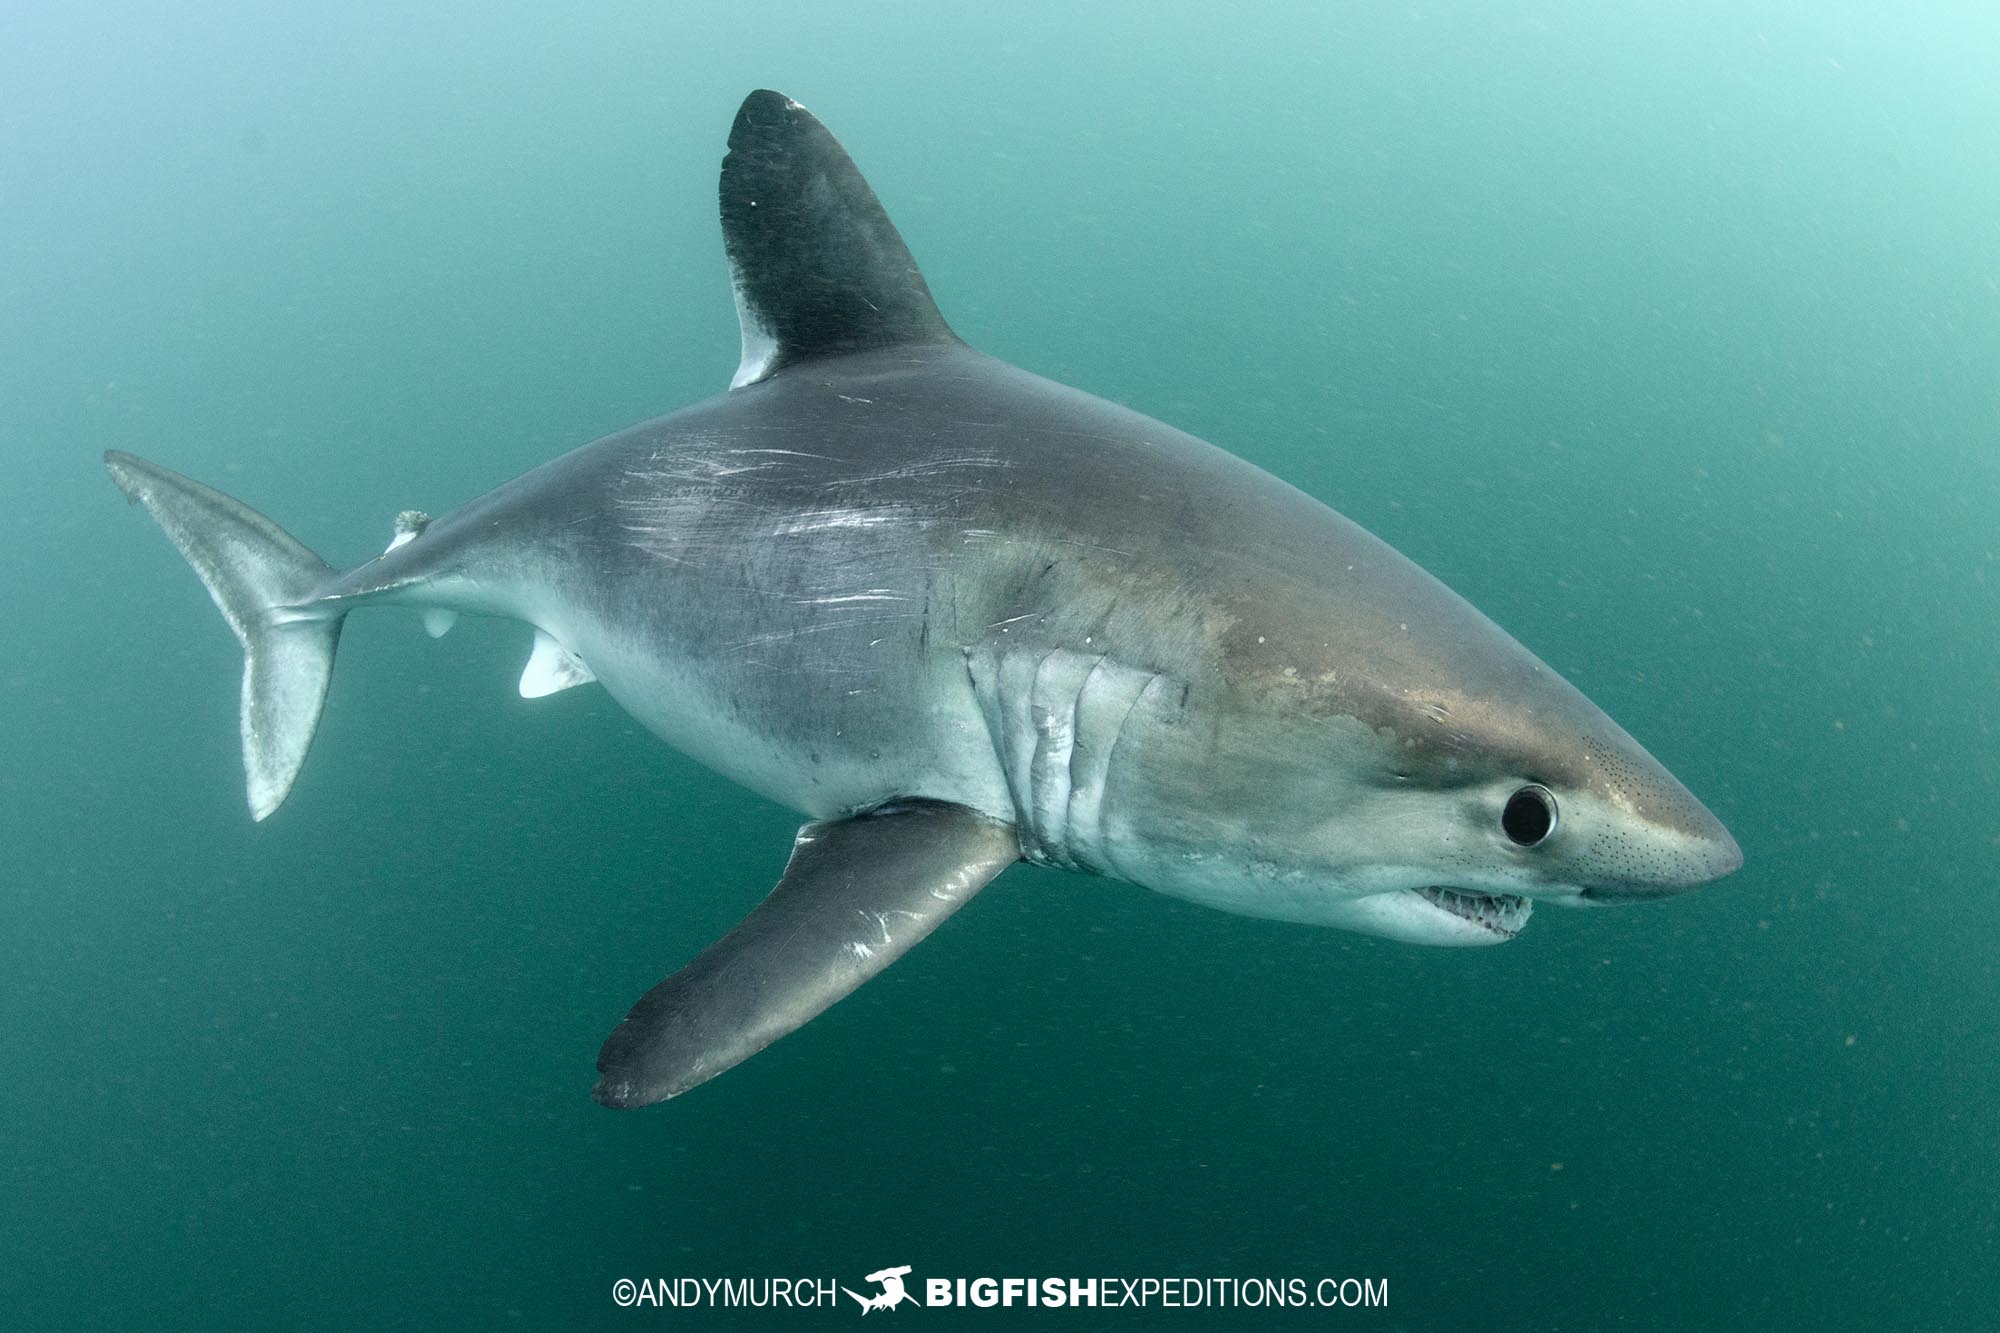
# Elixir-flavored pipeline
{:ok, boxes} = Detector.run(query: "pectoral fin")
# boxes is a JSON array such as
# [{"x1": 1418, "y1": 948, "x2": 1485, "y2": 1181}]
[{"x1": 593, "y1": 800, "x2": 1020, "y2": 1107}]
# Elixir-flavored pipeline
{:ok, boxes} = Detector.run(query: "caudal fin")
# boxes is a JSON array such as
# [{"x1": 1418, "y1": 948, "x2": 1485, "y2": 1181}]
[{"x1": 105, "y1": 451, "x2": 344, "y2": 820}]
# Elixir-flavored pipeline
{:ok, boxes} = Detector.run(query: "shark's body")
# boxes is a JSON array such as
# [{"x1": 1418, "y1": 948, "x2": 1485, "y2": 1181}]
[{"x1": 108, "y1": 92, "x2": 1741, "y2": 1107}]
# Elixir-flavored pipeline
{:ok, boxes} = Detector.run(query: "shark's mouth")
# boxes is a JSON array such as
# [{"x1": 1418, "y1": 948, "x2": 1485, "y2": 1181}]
[{"x1": 1415, "y1": 886, "x2": 1533, "y2": 940}]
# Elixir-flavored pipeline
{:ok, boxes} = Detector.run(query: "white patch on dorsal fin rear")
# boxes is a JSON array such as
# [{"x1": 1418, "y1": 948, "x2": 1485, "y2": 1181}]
[
  {"x1": 422, "y1": 608, "x2": 459, "y2": 639},
  {"x1": 519, "y1": 628, "x2": 596, "y2": 698},
  {"x1": 384, "y1": 509, "x2": 431, "y2": 553},
  {"x1": 729, "y1": 270, "x2": 781, "y2": 390}
]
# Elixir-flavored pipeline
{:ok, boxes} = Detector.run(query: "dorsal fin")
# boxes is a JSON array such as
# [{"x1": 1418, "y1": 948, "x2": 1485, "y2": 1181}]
[{"x1": 720, "y1": 90, "x2": 959, "y2": 389}]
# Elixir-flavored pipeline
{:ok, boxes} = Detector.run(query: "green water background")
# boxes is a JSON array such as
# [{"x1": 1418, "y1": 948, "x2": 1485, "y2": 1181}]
[{"x1": 3, "y1": 2, "x2": 1995, "y2": 1328}]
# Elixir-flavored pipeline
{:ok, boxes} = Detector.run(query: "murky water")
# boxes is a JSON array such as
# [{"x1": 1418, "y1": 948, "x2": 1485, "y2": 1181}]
[{"x1": 4, "y1": 3, "x2": 1995, "y2": 1327}]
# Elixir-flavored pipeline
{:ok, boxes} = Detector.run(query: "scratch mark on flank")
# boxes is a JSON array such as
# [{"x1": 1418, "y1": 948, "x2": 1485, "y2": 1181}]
[
  {"x1": 727, "y1": 447, "x2": 840, "y2": 461},
  {"x1": 803, "y1": 591, "x2": 910, "y2": 606}
]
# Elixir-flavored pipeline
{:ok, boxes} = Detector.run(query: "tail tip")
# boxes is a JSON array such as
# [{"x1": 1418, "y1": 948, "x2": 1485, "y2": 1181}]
[{"x1": 108, "y1": 450, "x2": 340, "y2": 824}]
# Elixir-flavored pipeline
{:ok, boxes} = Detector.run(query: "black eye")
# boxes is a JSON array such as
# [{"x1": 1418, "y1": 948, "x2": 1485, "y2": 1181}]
[{"x1": 1502, "y1": 784, "x2": 1558, "y2": 847}]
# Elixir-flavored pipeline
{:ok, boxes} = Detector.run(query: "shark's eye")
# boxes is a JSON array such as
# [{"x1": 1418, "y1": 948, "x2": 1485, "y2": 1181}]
[{"x1": 1502, "y1": 784, "x2": 1558, "y2": 847}]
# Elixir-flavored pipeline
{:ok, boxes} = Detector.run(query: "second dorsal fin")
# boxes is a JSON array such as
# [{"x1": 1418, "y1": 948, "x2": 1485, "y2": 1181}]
[{"x1": 720, "y1": 90, "x2": 959, "y2": 389}]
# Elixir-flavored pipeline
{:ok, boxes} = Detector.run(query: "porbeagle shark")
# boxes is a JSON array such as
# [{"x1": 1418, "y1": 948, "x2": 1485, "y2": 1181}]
[{"x1": 107, "y1": 90, "x2": 1742, "y2": 1107}]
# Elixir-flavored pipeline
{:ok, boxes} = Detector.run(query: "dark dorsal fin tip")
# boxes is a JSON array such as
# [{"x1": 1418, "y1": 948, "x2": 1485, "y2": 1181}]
[{"x1": 720, "y1": 90, "x2": 958, "y2": 388}]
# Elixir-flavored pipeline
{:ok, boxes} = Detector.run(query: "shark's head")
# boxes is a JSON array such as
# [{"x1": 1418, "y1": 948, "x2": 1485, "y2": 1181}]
[
  {"x1": 1100, "y1": 534, "x2": 1743, "y2": 947},
  {"x1": 1281, "y1": 664, "x2": 1747, "y2": 946}
]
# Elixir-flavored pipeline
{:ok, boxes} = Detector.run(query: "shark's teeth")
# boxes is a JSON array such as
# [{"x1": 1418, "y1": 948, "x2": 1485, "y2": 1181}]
[{"x1": 1416, "y1": 886, "x2": 1532, "y2": 939}]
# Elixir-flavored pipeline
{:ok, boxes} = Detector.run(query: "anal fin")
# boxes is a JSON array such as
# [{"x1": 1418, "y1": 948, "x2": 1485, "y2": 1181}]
[{"x1": 593, "y1": 800, "x2": 1020, "y2": 1107}]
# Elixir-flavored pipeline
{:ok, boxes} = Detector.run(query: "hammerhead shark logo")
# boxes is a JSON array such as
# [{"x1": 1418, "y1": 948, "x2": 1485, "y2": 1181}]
[{"x1": 844, "y1": 1265, "x2": 917, "y2": 1314}]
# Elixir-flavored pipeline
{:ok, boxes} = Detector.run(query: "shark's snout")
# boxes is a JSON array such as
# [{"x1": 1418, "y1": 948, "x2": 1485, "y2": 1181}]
[
  {"x1": 1697, "y1": 812, "x2": 1746, "y2": 881},
  {"x1": 1579, "y1": 803, "x2": 1743, "y2": 902}
]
